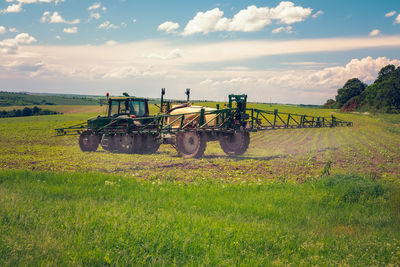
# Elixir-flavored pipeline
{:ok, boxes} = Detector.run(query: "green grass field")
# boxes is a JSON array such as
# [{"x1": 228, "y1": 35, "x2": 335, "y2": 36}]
[
  {"x1": 0, "y1": 103, "x2": 400, "y2": 265},
  {"x1": 0, "y1": 170, "x2": 399, "y2": 265}
]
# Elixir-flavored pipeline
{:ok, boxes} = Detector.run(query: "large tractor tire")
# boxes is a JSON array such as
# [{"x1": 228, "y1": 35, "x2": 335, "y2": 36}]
[
  {"x1": 101, "y1": 134, "x2": 118, "y2": 152},
  {"x1": 79, "y1": 131, "x2": 100, "y2": 152},
  {"x1": 219, "y1": 131, "x2": 250, "y2": 156},
  {"x1": 176, "y1": 130, "x2": 207, "y2": 158},
  {"x1": 115, "y1": 134, "x2": 136, "y2": 154},
  {"x1": 141, "y1": 135, "x2": 161, "y2": 154}
]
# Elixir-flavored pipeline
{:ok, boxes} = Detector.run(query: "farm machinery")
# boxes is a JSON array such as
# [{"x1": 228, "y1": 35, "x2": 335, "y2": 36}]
[{"x1": 55, "y1": 89, "x2": 352, "y2": 158}]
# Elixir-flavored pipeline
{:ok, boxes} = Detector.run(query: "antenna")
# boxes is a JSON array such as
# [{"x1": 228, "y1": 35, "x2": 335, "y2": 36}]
[
  {"x1": 185, "y1": 88, "x2": 190, "y2": 102},
  {"x1": 160, "y1": 88, "x2": 165, "y2": 113}
]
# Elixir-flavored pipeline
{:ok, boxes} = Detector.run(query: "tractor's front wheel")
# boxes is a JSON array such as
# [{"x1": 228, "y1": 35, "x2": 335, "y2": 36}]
[
  {"x1": 219, "y1": 131, "x2": 250, "y2": 156},
  {"x1": 79, "y1": 131, "x2": 100, "y2": 152},
  {"x1": 115, "y1": 134, "x2": 136, "y2": 154},
  {"x1": 176, "y1": 130, "x2": 207, "y2": 158}
]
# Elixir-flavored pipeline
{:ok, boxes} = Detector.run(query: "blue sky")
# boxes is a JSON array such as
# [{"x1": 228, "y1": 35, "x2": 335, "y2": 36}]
[{"x1": 0, "y1": 0, "x2": 399, "y2": 104}]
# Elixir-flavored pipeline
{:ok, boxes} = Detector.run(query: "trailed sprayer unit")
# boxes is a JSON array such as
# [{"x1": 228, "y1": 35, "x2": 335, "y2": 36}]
[{"x1": 55, "y1": 89, "x2": 352, "y2": 158}]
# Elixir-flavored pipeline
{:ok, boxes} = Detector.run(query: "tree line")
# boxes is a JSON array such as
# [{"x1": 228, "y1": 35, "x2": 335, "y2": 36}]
[
  {"x1": 0, "y1": 106, "x2": 62, "y2": 118},
  {"x1": 324, "y1": 64, "x2": 400, "y2": 113}
]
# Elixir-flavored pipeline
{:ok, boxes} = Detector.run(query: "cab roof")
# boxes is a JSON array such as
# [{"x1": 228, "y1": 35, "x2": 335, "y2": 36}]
[{"x1": 108, "y1": 96, "x2": 148, "y2": 101}]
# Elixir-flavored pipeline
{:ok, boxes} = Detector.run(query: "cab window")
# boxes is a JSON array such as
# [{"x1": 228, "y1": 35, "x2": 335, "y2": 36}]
[{"x1": 129, "y1": 101, "x2": 146, "y2": 116}]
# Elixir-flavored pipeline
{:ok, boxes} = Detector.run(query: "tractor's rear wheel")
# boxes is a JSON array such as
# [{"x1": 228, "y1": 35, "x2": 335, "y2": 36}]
[
  {"x1": 176, "y1": 131, "x2": 207, "y2": 158},
  {"x1": 219, "y1": 131, "x2": 250, "y2": 156},
  {"x1": 101, "y1": 134, "x2": 117, "y2": 152},
  {"x1": 79, "y1": 131, "x2": 100, "y2": 152}
]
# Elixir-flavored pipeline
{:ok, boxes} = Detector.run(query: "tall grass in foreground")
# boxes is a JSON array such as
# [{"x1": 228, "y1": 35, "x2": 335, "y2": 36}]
[{"x1": 0, "y1": 170, "x2": 399, "y2": 266}]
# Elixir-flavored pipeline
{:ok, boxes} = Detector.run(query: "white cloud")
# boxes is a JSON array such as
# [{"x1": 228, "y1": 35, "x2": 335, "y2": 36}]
[
  {"x1": 157, "y1": 21, "x2": 180, "y2": 33},
  {"x1": 395, "y1": 14, "x2": 400, "y2": 24},
  {"x1": 0, "y1": 4, "x2": 22, "y2": 13},
  {"x1": 102, "y1": 6, "x2": 106, "y2": 12},
  {"x1": 90, "y1": 12, "x2": 101, "y2": 20},
  {"x1": 132, "y1": 18, "x2": 137, "y2": 23},
  {"x1": 272, "y1": 26, "x2": 292, "y2": 34},
  {"x1": 88, "y1": 2, "x2": 101, "y2": 10},
  {"x1": 385, "y1": 11, "x2": 396, "y2": 17},
  {"x1": 0, "y1": 33, "x2": 37, "y2": 54},
  {"x1": 3, "y1": 35, "x2": 400, "y2": 104},
  {"x1": 9, "y1": 28, "x2": 18, "y2": 32},
  {"x1": 200, "y1": 57, "x2": 400, "y2": 103},
  {"x1": 182, "y1": 8, "x2": 225, "y2": 35},
  {"x1": 369, "y1": 29, "x2": 380, "y2": 37},
  {"x1": 180, "y1": 2, "x2": 312, "y2": 36},
  {"x1": 0, "y1": 26, "x2": 6, "y2": 35},
  {"x1": 105, "y1": 40, "x2": 118, "y2": 46},
  {"x1": 224, "y1": 5, "x2": 272, "y2": 32},
  {"x1": 312, "y1": 10, "x2": 324, "y2": 19},
  {"x1": 269, "y1": 1, "x2": 312, "y2": 24},
  {"x1": 98, "y1": 21, "x2": 118, "y2": 29},
  {"x1": 56, "y1": 35, "x2": 61, "y2": 40},
  {"x1": 147, "y1": 49, "x2": 182, "y2": 60},
  {"x1": 6, "y1": 0, "x2": 53, "y2": 3},
  {"x1": 63, "y1": 27, "x2": 77, "y2": 34},
  {"x1": 41, "y1": 11, "x2": 80, "y2": 24},
  {"x1": 307, "y1": 57, "x2": 400, "y2": 87}
]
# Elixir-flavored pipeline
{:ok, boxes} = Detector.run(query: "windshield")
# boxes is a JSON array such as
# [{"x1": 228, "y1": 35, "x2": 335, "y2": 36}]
[
  {"x1": 108, "y1": 99, "x2": 147, "y2": 117},
  {"x1": 129, "y1": 100, "x2": 146, "y2": 116}
]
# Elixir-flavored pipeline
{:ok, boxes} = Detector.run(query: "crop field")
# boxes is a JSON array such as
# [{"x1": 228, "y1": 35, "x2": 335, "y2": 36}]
[
  {"x1": 1, "y1": 103, "x2": 399, "y2": 181},
  {"x1": 0, "y1": 103, "x2": 400, "y2": 265}
]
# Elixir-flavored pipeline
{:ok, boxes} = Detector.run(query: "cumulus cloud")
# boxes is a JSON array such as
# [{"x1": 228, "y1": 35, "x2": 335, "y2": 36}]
[
  {"x1": 368, "y1": 29, "x2": 380, "y2": 37},
  {"x1": 200, "y1": 57, "x2": 400, "y2": 103},
  {"x1": 157, "y1": 21, "x2": 180, "y2": 33},
  {"x1": 269, "y1": 1, "x2": 312, "y2": 24},
  {"x1": 90, "y1": 12, "x2": 101, "y2": 20},
  {"x1": 88, "y1": 2, "x2": 101, "y2": 10},
  {"x1": 6, "y1": 0, "x2": 55, "y2": 3},
  {"x1": 0, "y1": 4, "x2": 22, "y2": 13},
  {"x1": 177, "y1": 2, "x2": 312, "y2": 36},
  {"x1": 63, "y1": 27, "x2": 77, "y2": 34},
  {"x1": 0, "y1": 26, "x2": 6, "y2": 35},
  {"x1": 98, "y1": 21, "x2": 118, "y2": 29},
  {"x1": 395, "y1": 14, "x2": 400, "y2": 24},
  {"x1": 272, "y1": 26, "x2": 292, "y2": 34},
  {"x1": 308, "y1": 57, "x2": 400, "y2": 86},
  {"x1": 385, "y1": 11, "x2": 396, "y2": 17},
  {"x1": 0, "y1": 33, "x2": 37, "y2": 54},
  {"x1": 312, "y1": 10, "x2": 323, "y2": 19},
  {"x1": 41, "y1": 11, "x2": 80, "y2": 24},
  {"x1": 9, "y1": 28, "x2": 18, "y2": 32},
  {"x1": 2, "y1": 0, "x2": 63, "y2": 13},
  {"x1": 3, "y1": 35, "x2": 400, "y2": 104}
]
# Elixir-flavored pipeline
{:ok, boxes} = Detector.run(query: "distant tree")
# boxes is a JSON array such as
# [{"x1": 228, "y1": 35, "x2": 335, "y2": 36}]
[
  {"x1": 0, "y1": 110, "x2": 7, "y2": 117},
  {"x1": 323, "y1": 99, "x2": 336, "y2": 109},
  {"x1": 32, "y1": 106, "x2": 40, "y2": 114},
  {"x1": 335, "y1": 78, "x2": 367, "y2": 108},
  {"x1": 22, "y1": 107, "x2": 33, "y2": 116}
]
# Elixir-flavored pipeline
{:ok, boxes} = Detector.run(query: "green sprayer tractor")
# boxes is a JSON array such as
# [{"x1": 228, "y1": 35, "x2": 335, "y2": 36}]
[{"x1": 55, "y1": 89, "x2": 352, "y2": 158}]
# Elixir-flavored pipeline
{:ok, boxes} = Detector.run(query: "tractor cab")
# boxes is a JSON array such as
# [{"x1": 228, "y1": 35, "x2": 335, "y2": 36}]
[
  {"x1": 228, "y1": 94, "x2": 249, "y2": 122},
  {"x1": 107, "y1": 96, "x2": 149, "y2": 118}
]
